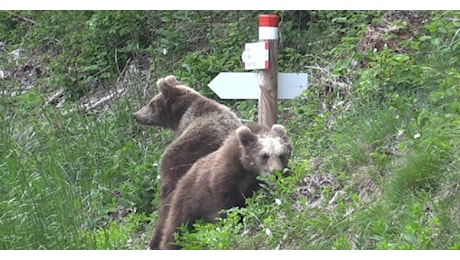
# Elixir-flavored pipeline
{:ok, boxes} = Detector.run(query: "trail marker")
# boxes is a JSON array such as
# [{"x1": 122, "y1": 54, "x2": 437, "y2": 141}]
[
  {"x1": 208, "y1": 72, "x2": 308, "y2": 99},
  {"x1": 242, "y1": 41, "x2": 269, "y2": 70},
  {"x1": 208, "y1": 14, "x2": 309, "y2": 127}
]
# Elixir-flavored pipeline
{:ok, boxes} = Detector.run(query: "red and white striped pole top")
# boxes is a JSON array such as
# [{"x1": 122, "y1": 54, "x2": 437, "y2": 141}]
[{"x1": 258, "y1": 14, "x2": 279, "y2": 40}]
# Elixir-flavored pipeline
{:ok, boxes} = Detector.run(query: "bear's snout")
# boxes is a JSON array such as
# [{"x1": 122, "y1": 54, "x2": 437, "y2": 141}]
[
  {"x1": 133, "y1": 111, "x2": 141, "y2": 122},
  {"x1": 268, "y1": 157, "x2": 285, "y2": 173},
  {"x1": 133, "y1": 106, "x2": 155, "y2": 125}
]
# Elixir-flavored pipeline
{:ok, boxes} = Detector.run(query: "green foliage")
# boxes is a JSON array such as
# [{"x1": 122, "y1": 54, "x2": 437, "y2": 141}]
[
  {"x1": 0, "y1": 10, "x2": 459, "y2": 250},
  {"x1": 0, "y1": 86, "x2": 161, "y2": 249},
  {"x1": 80, "y1": 212, "x2": 150, "y2": 249},
  {"x1": 330, "y1": 107, "x2": 401, "y2": 173},
  {"x1": 352, "y1": 193, "x2": 449, "y2": 250},
  {"x1": 173, "y1": 209, "x2": 244, "y2": 250},
  {"x1": 357, "y1": 49, "x2": 425, "y2": 101}
]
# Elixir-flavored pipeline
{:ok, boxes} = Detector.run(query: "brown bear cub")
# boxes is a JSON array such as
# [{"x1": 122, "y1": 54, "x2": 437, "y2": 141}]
[
  {"x1": 159, "y1": 123, "x2": 293, "y2": 250},
  {"x1": 133, "y1": 75, "x2": 242, "y2": 249}
]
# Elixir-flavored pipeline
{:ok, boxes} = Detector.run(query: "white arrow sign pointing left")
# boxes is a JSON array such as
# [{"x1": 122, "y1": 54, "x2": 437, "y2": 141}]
[{"x1": 208, "y1": 72, "x2": 308, "y2": 99}]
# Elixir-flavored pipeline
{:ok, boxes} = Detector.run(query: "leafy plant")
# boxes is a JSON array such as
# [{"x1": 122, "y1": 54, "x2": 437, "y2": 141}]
[{"x1": 0, "y1": 10, "x2": 459, "y2": 250}]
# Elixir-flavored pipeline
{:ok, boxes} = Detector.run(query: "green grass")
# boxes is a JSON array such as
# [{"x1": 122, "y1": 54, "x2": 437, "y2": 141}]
[
  {"x1": 0, "y1": 10, "x2": 459, "y2": 250},
  {"x1": 0, "y1": 85, "x2": 161, "y2": 249}
]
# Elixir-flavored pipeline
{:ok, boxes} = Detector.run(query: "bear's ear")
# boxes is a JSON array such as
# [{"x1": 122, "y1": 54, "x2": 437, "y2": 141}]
[
  {"x1": 271, "y1": 124, "x2": 287, "y2": 138},
  {"x1": 236, "y1": 126, "x2": 257, "y2": 147},
  {"x1": 164, "y1": 75, "x2": 180, "y2": 85},
  {"x1": 157, "y1": 78, "x2": 180, "y2": 98}
]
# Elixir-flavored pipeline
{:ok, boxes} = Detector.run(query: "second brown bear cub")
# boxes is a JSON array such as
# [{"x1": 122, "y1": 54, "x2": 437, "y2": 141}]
[{"x1": 159, "y1": 123, "x2": 293, "y2": 249}]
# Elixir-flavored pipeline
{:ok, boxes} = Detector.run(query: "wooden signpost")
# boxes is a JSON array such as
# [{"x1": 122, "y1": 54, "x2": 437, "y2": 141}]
[
  {"x1": 208, "y1": 14, "x2": 309, "y2": 128},
  {"x1": 257, "y1": 14, "x2": 279, "y2": 127}
]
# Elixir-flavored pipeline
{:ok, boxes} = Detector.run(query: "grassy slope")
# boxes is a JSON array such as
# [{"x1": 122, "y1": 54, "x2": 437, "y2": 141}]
[{"x1": 0, "y1": 10, "x2": 458, "y2": 249}]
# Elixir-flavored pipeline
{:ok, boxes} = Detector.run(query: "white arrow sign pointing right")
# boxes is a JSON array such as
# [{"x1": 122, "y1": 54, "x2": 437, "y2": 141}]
[{"x1": 208, "y1": 72, "x2": 308, "y2": 100}]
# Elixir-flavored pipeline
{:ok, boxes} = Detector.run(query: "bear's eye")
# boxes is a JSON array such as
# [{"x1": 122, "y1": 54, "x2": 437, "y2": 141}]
[
  {"x1": 279, "y1": 154, "x2": 287, "y2": 162},
  {"x1": 260, "y1": 153, "x2": 270, "y2": 161}
]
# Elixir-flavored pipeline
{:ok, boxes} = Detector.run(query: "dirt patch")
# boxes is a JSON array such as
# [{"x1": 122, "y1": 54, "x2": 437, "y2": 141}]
[{"x1": 359, "y1": 10, "x2": 430, "y2": 53}]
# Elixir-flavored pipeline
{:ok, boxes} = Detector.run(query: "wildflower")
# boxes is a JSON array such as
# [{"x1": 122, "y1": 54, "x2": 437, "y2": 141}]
[{"x1": 265, "y1": 228, "x2": 271, "y2": 236}]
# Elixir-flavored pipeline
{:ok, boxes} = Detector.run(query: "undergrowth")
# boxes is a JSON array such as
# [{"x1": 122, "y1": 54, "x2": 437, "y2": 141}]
[{"x1": 0, "y1": 10, "x2": 458, "y2": 249}]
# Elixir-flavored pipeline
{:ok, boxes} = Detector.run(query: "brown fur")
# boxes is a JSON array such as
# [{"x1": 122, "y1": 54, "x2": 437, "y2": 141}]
[
  {"x1": 133, "y1": 75, "x2": 243, "y2": 249},
  {"x1": 159, "y1": 123, "x2": 292, "y2": 249}
]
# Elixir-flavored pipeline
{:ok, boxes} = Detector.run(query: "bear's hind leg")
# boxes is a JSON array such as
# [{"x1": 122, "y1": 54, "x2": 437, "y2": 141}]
[{"x1": 148, "y1": 202, "x2": 170, "y2": 249}]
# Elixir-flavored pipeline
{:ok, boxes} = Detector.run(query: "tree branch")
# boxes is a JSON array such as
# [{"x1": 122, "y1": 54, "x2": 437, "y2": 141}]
[{"x1": 5, "y1": 11, "x2": 36, "y2": 25}]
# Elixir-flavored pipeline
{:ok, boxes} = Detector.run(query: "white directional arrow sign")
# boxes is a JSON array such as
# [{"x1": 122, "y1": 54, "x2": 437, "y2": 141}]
[{"x1": 208, "y1": 72, "x2": 308, "y2": 99}]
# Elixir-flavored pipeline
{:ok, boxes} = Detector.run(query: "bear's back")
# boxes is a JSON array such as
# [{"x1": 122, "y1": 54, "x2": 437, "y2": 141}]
[{"x1": 158, "y1": 88, "x2": 242, "y2": 199}]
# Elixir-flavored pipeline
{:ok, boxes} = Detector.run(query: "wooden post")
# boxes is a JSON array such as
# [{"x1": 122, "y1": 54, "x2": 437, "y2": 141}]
[{"x1": 258, "y1": 14, "x2": 279, "y2": 128}]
